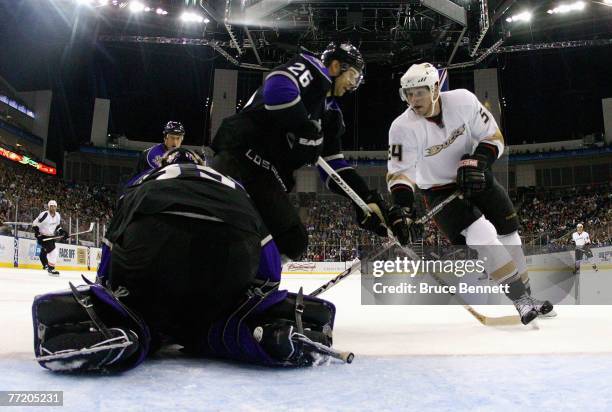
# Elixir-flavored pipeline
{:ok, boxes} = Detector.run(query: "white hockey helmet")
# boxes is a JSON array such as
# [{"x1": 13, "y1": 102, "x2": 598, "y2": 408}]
[
  {"x1": 48, "y1": 200, "x2": 57, "y2": 207},
  {"x1": 399, "y1": 62, "x2": 440, "y2": 102}
]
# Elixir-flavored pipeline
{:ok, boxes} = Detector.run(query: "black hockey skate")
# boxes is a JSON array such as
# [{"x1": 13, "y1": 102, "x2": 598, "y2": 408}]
[
  {"x1": 47, "y1": 266, "x2": 60, "y2": 276},
  {"x1": 524, "y1": 282, "x2": 556, "y2": 318},
  {"x1": 531, "y1": 296, "x2": 554, "y2": 317},
  {"x1": 513, "y1": 295, "x2": 540, "y2": 325}
]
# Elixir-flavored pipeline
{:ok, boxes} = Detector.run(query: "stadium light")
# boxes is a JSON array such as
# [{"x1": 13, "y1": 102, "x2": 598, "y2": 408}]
[
  {"x1": 180, "y1": 11, "x2": 208, "y2": 23},
  {"x1": 604, "y1": 0, "x2": 612, "y2": 5},
  {"x1": 156, "y1": 8, "x2": 168, "y2": 15},
  {"x1": 129, "y1": 1, "x2": 146, "y2": 13},
  {"x1": 505, "y1": 11, "x2": 533, "y2": 23},
  {"x1": 547, "y1": 1, "x2": 586, "y2": 14}
]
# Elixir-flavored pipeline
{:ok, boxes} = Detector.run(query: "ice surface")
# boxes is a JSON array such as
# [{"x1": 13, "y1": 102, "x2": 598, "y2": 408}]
[{"x1": 2, "y1": 268, "x2": 612, "y2": 411}]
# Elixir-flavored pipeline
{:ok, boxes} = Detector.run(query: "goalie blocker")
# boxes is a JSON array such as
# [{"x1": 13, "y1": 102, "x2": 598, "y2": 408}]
[{"x1": 32, "y1": 150, "x2": 340, "y2": 371}]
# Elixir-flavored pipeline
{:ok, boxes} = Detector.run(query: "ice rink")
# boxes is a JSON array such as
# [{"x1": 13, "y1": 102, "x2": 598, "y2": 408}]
[{"x1": 2, "y1": 267, "x2": 612, "y2": 411}]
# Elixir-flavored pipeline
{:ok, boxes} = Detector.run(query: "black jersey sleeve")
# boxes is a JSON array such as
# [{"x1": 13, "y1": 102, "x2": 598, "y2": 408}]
[
  {"x1": 263, "y1": 71, "x2": 323, "y2": 166},
  {"x1": 318, "y1": 99, "x2": 369, "y2": 200},
  {"x1": 135, "y1": 149, "x2": 149, "y2": 174}
]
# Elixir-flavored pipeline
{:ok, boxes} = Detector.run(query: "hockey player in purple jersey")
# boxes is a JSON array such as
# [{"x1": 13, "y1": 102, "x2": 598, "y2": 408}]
[
  {"x1": 135, "y1": 121, "x2": 185, "y2": 173},
  {"x1": 211, "y1": 43, "x2": 390, "y2": 261}
]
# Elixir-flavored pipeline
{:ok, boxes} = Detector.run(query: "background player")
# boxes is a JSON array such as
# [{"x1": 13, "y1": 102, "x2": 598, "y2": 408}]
[
  {"x1": 32, "y1": 200, "x2": 68, "y2": 276},
  {"x1": 572, "y1": 223, "x2": 598, "y2": 274},
  {"x1": 386, "y1": 62, "x2": 553, "y2": 325},
  {"x1": 135, "y1": 120, "x2": 185, "y2": 173}
]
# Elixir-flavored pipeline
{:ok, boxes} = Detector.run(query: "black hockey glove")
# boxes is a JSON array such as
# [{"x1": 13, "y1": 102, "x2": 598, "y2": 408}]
[
  {"x1": 456, "y1": 154, "x2": 488, "y2": 198},
  {"x1": 355, "y1": 191, "x2": 389, "y2": 237},
  {"x1": 387, "y1": 206, "x2": 423, "y2": 246},
  {"x1": 56, "y1": 227, "x2": 69, "y2": 241},
  {"x1": 33, "y1": 226, "x2": 43, "y2": 241},
  {"x1": 287, "y1": 120, "x2": 324, "y2": 167}
]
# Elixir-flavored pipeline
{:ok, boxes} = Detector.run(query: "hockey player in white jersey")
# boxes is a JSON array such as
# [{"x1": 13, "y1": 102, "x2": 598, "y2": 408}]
[
  {"x1": 386, "y1": 63, "x2": 553, "y2": 325},
  {"x1": 32, "y1": 200, "x2": 68, "y2": 276},
  {"x1": 572, "y1": 223, "x2": 598, "y2": 274}
]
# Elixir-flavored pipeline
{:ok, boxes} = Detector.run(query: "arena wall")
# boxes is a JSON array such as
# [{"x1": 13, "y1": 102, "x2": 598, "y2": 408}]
[{"x1": 0, "y1": 235, "x2": 101, "y2": 271}]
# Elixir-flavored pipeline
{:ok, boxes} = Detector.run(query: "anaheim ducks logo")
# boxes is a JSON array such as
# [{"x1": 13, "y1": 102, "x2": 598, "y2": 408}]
[{"x1": 425, "y1": 124, "x2": 466, "y2": 157}]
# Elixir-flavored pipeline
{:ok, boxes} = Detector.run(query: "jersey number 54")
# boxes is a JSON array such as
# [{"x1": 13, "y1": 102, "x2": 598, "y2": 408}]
[{"x1": 388, "y1": 144, "x2": 402, "y2": 161}]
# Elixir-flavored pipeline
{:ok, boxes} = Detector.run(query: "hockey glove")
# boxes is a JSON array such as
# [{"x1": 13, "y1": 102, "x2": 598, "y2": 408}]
[
  {"x1": 355, "y1": 191, "x2": 389, "y2": 237},
  {"x1": 56, "y1": 227, "x2": 69, "y2": 241},
  {"x1": 387, "y1": 206, "x2": 423, "y2": 246},
  {"x1": 286, "y1": 120, "x2": 324, "y2": 167},
  {"x1": 456, "y1": 154, "x2": 488, "y2": 198},
  {"x1": 33, "y1": 226, "x2": 43, "y2": 242}
]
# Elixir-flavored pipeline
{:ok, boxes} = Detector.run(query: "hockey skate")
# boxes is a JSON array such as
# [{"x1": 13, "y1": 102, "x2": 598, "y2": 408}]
[
  {"x1": 47, "y1": 266, "x2": 60, "y2": 276},
  {"x1": 531, "y1": 295, "x2": 555, "y2": 318},
  {"x1": 513, "y1": 294, "x2": 553, "y2": 325},
  {"x1": 525, "y1": 283, "x2": 556, "y2": 318}
]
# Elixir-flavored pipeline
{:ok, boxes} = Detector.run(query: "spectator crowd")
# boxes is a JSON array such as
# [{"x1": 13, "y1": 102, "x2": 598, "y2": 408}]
[
  {"x1": 294, "y1": 183, "x2": 611, "y2": 261},
  {"x1": 0, "y1": 157, "x2": 114, "y2": 242},
  {"x1": 1, "y1": 154, "x2": 610, "y2": 258}
]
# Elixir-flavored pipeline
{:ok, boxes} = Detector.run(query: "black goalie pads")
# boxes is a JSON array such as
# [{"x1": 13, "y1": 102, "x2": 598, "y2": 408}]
[
  {"x1": 203, "y1": 286, "x2": 343, "y2": 366},
  {"x1": 32, "y1": 281, "x2": 150, "y2": 372}
]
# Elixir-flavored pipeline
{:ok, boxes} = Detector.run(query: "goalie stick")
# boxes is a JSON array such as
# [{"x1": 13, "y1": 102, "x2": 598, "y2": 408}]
[
  {"x1": 314, "y1": 157, "x2": 521, "y2": 326},
  {"x1": 43, "y1": 222, "x2": 95, "y2": 242}
]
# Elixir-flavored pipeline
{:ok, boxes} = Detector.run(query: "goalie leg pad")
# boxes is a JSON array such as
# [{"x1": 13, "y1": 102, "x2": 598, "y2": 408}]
[
  {"x1": 38, "y1": 328, "x2": 140, "y2": 372},
  {"x1": 202, "y1": 287, "x2": 336, "y2": 366},
  {"x1": 32, "y1": 283, "x2": 150, "y2": 372}
]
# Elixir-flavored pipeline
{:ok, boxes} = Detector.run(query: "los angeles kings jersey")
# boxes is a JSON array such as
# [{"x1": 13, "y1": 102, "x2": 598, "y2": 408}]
[
  {"x1": 104, "y1": 163, "x2": 269, "y2": 247},
  {"x1": 211, "y1": 51, "x2": 333, "y2": 170},
  {"x1": 387, "y1": 89, "x2": 502, "y2": 191}
]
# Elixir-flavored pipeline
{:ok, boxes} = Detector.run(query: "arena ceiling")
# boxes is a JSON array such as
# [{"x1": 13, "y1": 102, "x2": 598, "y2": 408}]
[{"x1": 88, "y1": 0, "x2": 612, "y2": 70}]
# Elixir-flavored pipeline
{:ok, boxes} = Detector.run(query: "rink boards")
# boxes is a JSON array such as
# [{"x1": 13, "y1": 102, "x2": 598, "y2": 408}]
[{"x1": 0, "y1": 235, "x2": 102, "y2": 271}]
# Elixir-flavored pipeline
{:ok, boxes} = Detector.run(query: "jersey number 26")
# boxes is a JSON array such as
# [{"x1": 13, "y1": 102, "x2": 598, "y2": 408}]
[{"x1": 287, "y1": 63, "x2": 314, "y2": 87}]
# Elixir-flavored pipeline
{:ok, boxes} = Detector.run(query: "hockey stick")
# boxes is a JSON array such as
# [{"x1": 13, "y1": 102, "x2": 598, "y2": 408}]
[
  {"x1": 2, "y1": 221, "x2": 33, "y2": 226},
  {"x1": 309, "y1": 241, "x2": 396, "y2": 297},
  {"x1": 293, "y1": 333, "x2": 354, "y2": 364},
  {"x1": 316, "y1": 157, "x2": 460, "y2": 226},
  {"x1": 427, "y1": 271, "x2": 520, "y2": 326},
  {"x1": 310, "y1": 157, "x2": 457, "y2": 297},
  {"x1": 315, "y1": 157, "x2": 519, "y2": 326},
  {"x1": 43, "y1": 222, "x2": 95, "y2": 242}
]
